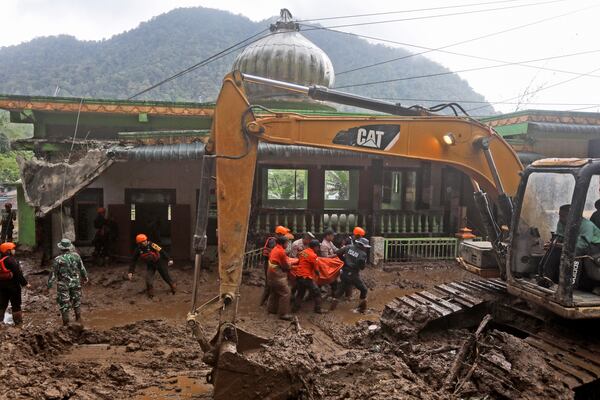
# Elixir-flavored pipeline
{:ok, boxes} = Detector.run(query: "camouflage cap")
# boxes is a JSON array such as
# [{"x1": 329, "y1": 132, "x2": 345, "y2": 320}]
[{"x1": 57, "y1": 238, "x2": 73, "y2": 250}]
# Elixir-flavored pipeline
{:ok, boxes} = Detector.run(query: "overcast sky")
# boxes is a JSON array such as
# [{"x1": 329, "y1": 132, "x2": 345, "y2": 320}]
[{"x1": 1, "y1": 0, "x2": 599, "y2": 114}]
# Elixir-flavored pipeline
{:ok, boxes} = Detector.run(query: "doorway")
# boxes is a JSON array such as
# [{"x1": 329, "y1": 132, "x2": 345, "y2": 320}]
[{"x1": 126, "y1": 189, "x2": 175, "y2": 251}]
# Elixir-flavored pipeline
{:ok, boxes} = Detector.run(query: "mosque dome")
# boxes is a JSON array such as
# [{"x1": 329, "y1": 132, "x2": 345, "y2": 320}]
[{"x1": 232, "y1": 9, "x2": 335, "y2": 103}]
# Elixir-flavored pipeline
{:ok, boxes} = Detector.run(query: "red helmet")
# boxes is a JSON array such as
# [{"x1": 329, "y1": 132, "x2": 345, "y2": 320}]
[
  {"x1": 136, "y1": 234, "x2": 148, "y2": 244},
  {"x1": 353, "y1": 227, "x2": 366, "y2": 237},
  {"x1": 97, "y1": 207, "x2": 106, "y2": 214},
  {"x1": 0, "y1": 242, "x2": 16, "y2": 254}
]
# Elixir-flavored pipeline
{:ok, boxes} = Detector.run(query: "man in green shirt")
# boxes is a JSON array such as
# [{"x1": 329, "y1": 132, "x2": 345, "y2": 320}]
[{"x1": 555, "y1": 204, "x2": 600, "y2": 253}]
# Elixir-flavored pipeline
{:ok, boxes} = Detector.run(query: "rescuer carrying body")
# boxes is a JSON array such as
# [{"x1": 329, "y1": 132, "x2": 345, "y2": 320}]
[
  {"x1": 0, "y1": 242, "x2": 30, "y2": 326},
  {"x1": 331, "y1": 237, "x2": 370, "y2": 313},
  {"x1": 292, "y1": 239, "x2": 325, "y2": 314},
  {"x1": 260, "y1": 226, "x2": 290, "y2": 306},
  {"x1": 128, "y1": 233, "x2": 176, "y2": 298},
  {"x1": 267, "y1": 235, "x2": 293, "y2": 320},
  {"x1": 47, "y1": 239, "x2": 89, "y2": 326},
  {"x1": 320, "y1": 228, "x2": 338, "y2": 258},
  {"x1": 1, "y1": 203, "x2": 16, "y2": 243},
  {"x1": 290, "y1": 232, "x2": 315, "y2": 258}
]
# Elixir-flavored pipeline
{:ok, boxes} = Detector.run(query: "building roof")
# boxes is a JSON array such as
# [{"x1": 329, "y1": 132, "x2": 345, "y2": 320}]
[
  {"x1": 481, "y1": 109, "x2": 600, "y2": 128},
  {"x1": 0, "y1": 94, "x2": 214, "y2": 117}
]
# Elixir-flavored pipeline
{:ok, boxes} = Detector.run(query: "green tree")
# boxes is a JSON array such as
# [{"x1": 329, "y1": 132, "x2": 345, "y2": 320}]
[{"x1": 0, "y1": 153, "x2": 20, "y2": 183}]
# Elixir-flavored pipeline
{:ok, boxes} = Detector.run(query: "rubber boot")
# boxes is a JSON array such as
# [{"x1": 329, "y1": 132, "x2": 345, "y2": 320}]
[
  {"x1": 12, "y1": 311, "x2": 23, "y2": 326},
  {"x1": 329, "y1": 298, "x2": 339, "y2": 311},
  {"x1": 61, "y1": 312, "x2": 70, "y2": 326},
  {"x1": 170, "y1": 282, "x2": 177, "y2": 295},
  {"x1": 147, "y1": 284, "x2": 154, "y2": 299},
  {"x1": 358, "y1": 299, "x2": 367, "y2": 313},
  {"x1": 314, "y1": 296, "x2": 326, "y2": 314},
  {"x1": 291, "y1": 296, "x2": 301, "y2": 313},
  {"x1": 74, "y1": 307, "x2": 82, "y2": 323}
]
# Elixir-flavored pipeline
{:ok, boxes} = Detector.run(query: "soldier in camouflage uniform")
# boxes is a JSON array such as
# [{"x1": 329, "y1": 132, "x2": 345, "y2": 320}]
[{"x1": 47, "y1": 238, "x2": 89, "y2": 325}]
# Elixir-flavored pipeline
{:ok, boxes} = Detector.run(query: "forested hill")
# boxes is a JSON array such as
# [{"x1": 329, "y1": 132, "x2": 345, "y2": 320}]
[{"x1": 0, "y1": 7, "x2": 493, "y2": 113}]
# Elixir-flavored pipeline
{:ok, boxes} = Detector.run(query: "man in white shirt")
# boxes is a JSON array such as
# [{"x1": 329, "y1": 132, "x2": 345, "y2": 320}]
[
  {"x1": 320, "y1": 228, "x2": 338, "y2": 258},
  {"x1": 290, "y1": 232, "x2": 315, "y2": 258}
]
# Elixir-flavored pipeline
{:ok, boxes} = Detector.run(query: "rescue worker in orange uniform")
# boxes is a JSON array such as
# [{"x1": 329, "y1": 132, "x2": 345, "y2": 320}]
[
  {"x1": 128, "y1": 234, "x2": 176, "y2": 298},
  {"x1": 0, "y1": 242, "x2": 30, "y2": 326},
  {"x1": 267, "y1": 235, "x2": 293, "y2": 320},
  {"x1": 260, "y1": 226, "x2": 290, "y2": 306},
  {"x1": 292, "y1": 239, "x2": 325, "y2": 314}
]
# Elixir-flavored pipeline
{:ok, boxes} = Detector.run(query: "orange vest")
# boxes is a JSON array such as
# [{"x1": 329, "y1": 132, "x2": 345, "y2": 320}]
[{"x1": 294, "y1": 248, "x2": 318, "y2": 280}]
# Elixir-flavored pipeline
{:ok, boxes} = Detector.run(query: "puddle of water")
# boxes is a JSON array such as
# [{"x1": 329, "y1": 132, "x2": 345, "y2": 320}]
[
  {"x1": 135, "y1": 376, "x2": 212, "y2": 399},
  {"x1": 61, "y1": 344, "x2": 144, "y2": 362}
]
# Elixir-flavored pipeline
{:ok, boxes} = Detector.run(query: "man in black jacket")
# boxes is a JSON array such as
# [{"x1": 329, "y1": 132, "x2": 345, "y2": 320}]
[
  {"x1": 330, "y1": 237, "x2": 370, "y2": 313},
  {"x1": 128, "y1": 233, "x2": 175, "y2": 298},
  {"x1": 0, "y1": 242, "x2": 30, "y2": 325}
]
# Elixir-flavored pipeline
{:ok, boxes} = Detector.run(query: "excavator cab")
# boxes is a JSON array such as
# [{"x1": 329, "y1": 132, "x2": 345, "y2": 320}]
[{"x1": 508, "y1": 158, "x2": 600, "y2": 319}]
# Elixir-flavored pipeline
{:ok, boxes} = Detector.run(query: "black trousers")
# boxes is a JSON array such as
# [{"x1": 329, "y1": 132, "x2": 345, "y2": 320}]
[
  {"x1": 0, "y1": 286, "x2": 22, "y2": 313},
  {"x1": 335, "y1": 270, "x2": 368, "y2": 300},
  {"x1": 294, "y1": 277, "x2": 321, "y2": 310},
  {"x1": 145, "y1": 262, "x2": 173, "y2": 287}
]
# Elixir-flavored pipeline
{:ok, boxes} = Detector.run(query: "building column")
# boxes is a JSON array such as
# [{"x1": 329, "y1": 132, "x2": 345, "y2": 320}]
[
  {"x1": 307, "y1": 166, "x2": 324, "y2": 210},
  {"x1": 17, "y1": 185, "x2": 36, "y2": 248},
  {"x1": 370, "y1": 160, "x2": 383, "y2": 234}
]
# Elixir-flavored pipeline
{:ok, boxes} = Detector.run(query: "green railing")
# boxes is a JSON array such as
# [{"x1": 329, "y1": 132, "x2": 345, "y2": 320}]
[
  {"x1": 243, "y1": 248, "x2": 263, "y2": 270},
  {"x1": 384, "y1": 237, "x2": 459, "y2": 262}
]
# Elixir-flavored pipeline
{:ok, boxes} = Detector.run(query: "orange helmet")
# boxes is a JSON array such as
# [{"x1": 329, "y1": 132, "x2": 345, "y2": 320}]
[
  {"x1": 275, "y1": 226, "x2": 291, "y2": 235},
  {"x1": 0, "y1": 242, "x2": 16, "y2": 254},
  {"x1": 97, "y1": 207, "x2": 106, "y2": 214},
  {"x1": 353, "y1": 227, "x2": 366, "y2": 237},
  {"x1": 135, "y1": 234, "x2": 148, "y2": 244}
]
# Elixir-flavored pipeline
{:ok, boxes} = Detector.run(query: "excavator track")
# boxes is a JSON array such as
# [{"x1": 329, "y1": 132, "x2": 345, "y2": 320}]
[
  {"x1": 381, "y1": 278, "x2": 600, "y2": 391},
  {"x1": 381, "y1": 278, "x2": 508, "y2": 339}
]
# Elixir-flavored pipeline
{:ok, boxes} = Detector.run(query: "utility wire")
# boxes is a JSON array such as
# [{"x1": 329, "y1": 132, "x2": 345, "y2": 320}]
[
  {"x1": 299, "y1": 3, "x2": 597, "y2": 77},
  {"x1": 333, "y1": 49, "x2": 600, "y2": 89},
  {"x1": 297, "y1": 0, "x2": 527, "y2": 22},
  {"x1": 128, "y1": 28, "x2": 269, "y2": 99},
  {"x1": 373, "y1": 98, "x2": 600, "y2": 106},
  {"x1": 301, "y1": 0, "x2": 565, "y2": 31},
  {"x1": 468, "y1": 65, "x2": 600, "y2": 114}
]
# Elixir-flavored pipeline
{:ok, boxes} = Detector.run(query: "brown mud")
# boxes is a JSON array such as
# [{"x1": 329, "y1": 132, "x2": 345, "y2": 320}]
[{"x1": 0, "y1": 255, "x2": 584, "y2": 399}]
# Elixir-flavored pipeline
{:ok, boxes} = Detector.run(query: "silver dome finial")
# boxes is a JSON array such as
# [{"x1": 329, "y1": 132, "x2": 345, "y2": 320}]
[{"x1": 270, "y1": 8, "x2": 299, "y2": 32}]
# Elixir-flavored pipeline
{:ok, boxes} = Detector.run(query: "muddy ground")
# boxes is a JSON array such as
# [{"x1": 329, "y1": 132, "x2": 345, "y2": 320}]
[{"x1": 0, "y1": 255, "x2": 581, "y2": 399}]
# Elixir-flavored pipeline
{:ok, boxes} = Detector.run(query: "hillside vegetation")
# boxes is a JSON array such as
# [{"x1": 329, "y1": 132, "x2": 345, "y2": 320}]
[{"x1": 0, "y1": 7, "x2": 492, "y2": 114}]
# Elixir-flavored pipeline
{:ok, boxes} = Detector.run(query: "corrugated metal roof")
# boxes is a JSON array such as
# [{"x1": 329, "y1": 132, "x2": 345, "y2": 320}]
[
  {"x1": 107, "y1": 142, "x2": 379, "y2": 162},
  {"x1": 528, "y1": 122, "x2": 600, "y2": 136}
]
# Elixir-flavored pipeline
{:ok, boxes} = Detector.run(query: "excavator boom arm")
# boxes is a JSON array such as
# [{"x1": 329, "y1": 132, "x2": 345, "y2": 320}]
[{"x1": 188, "y1": 72, "x2": 523, "y2": 388}]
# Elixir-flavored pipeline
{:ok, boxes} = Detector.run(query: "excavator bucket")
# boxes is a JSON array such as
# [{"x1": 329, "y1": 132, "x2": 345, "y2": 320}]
[{"x1": 208, "y1": 326, "x2": 300, "y2": 400}]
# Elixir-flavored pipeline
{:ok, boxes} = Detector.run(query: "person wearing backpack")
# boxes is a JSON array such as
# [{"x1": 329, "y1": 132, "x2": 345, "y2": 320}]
[
  {"x1": 0, "y1": 242, "x2": 29, "y2": 326},
  {"x1": 128, "y1": 233, "x2": 175, "y2": 298},
  {"x1": 47, "y1": 239, "x2": 88, "y2": 326}
]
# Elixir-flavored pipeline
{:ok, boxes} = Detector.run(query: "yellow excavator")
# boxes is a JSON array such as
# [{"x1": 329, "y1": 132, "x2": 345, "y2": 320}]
[{"x1": 187, "y1": 71, "x2": 600, "y2": 398}]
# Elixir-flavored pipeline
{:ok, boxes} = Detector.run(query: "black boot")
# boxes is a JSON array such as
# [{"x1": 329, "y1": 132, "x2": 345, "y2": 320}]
[
  {"x1": 314, "y1": 296, "x2": 326, "y2": 314},
  {"x1": 147, "y1": 284, "x2": 154, "y2": 299},
  {"x1": 12, "y1": 311, "x2": 23, "y2": 326},
  {"x1": 358, "y1": 299, "x2": 367, "y2": 313}
]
